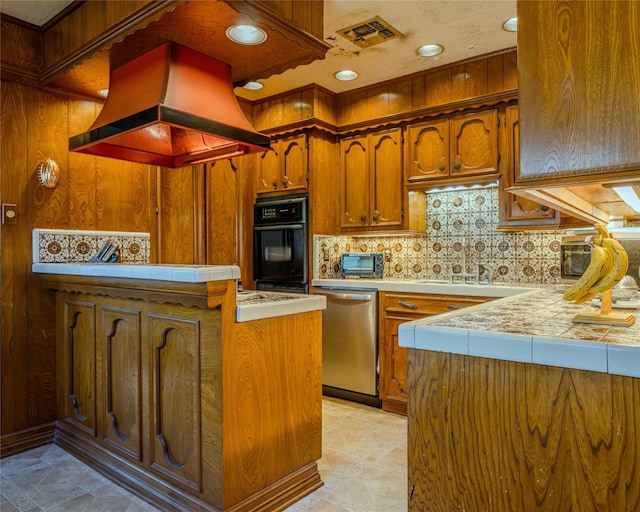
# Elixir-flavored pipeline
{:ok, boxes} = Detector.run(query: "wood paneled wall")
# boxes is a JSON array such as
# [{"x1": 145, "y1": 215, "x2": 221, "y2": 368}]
[
  {"x1": 261, "y1": 0, "x2": 324, "y2": 39},
  {"x1": 251, "y1": 85, "x2": 337, "y2": 132},
  {"x1": 336, "y1": 49, "x2": 517, "y2": 127},
  {"x1": 249, "y1": 49, "x2": 517, "y2": 133},
  {"x1": 0, "y1": 80, "x2": 156, "y2": 446}
]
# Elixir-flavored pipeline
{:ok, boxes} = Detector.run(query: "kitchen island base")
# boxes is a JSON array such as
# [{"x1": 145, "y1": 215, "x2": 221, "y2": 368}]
[
  {"x1": 407, "y1": 350, "x2": 640, "y2": 512},
  {"x1": 38, "y1": 273, "x2": 323, "y2": 512}
]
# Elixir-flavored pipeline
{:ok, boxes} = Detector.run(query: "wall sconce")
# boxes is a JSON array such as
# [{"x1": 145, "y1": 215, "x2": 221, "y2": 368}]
[{"x1": 36, "y1": 158, "x2": 59, "y2": 188}]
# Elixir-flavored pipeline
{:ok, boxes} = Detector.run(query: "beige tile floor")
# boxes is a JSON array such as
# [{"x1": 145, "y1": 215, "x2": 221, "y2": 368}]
[{"x1": 1, "y1": 397, "x2": 407, "y2": 512}]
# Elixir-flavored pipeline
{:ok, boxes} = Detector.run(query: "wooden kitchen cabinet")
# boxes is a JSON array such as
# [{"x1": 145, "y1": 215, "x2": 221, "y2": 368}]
[
  {"x1": 59, "y1": 301, "x2": 98, "y2": 439},
  {"x1": 340, "y1": 127, "x2": 404, "y2": 229},
  {"x1": 256, "y1": 133, "x2": 308, "y2": 194},
  {"x1": 517, "y1": 0, "x2": 640, "y2": 183},
  {"x1": 45, "y1": 274, "x2": 323, "y2": 511},
  {"x1": 498, "y1": 105, "x2": 560, "y2": 230},
  {"x1": 379, "y1": 292, "x2": 493, "y2": 416},
  {"x1": 406, "y1": 109, "x2": 499, "y2": 185}
]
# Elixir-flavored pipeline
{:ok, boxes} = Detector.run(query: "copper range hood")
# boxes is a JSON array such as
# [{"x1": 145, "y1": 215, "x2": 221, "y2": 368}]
[{"x1": 69, "y1": 42, "x2": 270, "y2": 168}]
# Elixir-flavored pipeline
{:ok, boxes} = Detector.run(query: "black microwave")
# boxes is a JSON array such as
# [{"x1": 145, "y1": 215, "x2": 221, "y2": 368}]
[{"x1": 341, "y1": 253, "x2": 384, "y2": 279}]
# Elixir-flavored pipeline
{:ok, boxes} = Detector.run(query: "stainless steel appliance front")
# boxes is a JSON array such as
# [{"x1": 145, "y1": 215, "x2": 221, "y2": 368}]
[{"x1": 313, "y1": 287, "x2": 381, "y2": 408}]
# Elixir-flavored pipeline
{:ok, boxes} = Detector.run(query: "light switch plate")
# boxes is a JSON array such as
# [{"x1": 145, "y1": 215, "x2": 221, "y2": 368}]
[{"x1": 2, "y1": 204, "x2": 17, "y2": 224}]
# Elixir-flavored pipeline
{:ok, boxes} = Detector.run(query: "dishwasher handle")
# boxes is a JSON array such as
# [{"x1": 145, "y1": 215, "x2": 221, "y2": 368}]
[{"x1": 322, "y1": 292, "x2": 374, "y2": 301}]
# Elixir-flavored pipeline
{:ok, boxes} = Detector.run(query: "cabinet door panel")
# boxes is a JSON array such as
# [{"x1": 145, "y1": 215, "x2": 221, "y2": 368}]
[
  {"x1": 340, "y1": 136, "x2": 369, "y2": 227},
  {"x1": 281, "y1": 134, "x2": 308, "y2": 191},
  {"x1": 102, "y1": 307, "x2": 142, "y2": 461},
  {"x1": 500, "y1": 105, "x2": 560, "y2": 228},
  {"x1": 370, "y1": 128, "x2": 403, "y2": 227},
  {"x1": 257, "y1": 145, "x2": 280, "y2": 193},
  {"x1": 149, "y1": 314, "x2": 202, "y2": 490},
  {"x1": 380, "y1": 293, "x2": 493, "y2": 416},
  {"x1": 451, "y1": 110, "x2": 498, "y2": 176},
  {"x1": 63, "y1": 301, "x2": 97, "y2": 436},
  {"x1": 406, "y1": 119, "x2": 449, "y2": 182}
]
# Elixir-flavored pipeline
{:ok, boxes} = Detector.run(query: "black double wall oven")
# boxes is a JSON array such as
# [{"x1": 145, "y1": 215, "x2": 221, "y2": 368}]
[{"x1": 253, "y1": 194, "x2": 309, "y2": 294}]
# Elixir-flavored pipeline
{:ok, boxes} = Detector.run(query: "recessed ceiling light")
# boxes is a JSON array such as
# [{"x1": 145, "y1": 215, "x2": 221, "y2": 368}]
[
  {"x1": 416, "y1": 44, "x2": 444, "y2": 57},
  {"x1": 502, "y1": 17, "x2": 518, "y2": 32},
  {"x1": 243, "y1": 81, "x2": 264, "y2": 91},
  {"x1": 226, "y1": 24, "x2": 267, "y2": 45},
  {"x1": 334, "y1": 69, "x2": 359, "y2": 81}
]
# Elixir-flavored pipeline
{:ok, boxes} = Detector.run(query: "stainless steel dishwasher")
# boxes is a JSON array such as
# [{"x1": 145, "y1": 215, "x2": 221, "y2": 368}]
[{"x1": 313, "y1": 287, "x2": 382, "y2": 408}]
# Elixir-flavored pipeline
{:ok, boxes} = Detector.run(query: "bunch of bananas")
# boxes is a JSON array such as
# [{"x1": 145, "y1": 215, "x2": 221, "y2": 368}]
[{"x1": 563, "y1": 223, "x2": 629, "y2": 304}]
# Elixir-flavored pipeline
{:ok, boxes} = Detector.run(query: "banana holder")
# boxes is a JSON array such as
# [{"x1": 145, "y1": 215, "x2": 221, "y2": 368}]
[
  {"x1": 569, "y1": 224, "x2": 636, "y2": 327},
  {"x1": 572, "y1": 288, "x2": 636, "y2": 327}
]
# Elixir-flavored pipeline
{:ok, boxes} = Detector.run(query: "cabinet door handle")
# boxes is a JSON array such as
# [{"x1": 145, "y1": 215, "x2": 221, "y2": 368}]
[
  {"x1": 282, "y1": 180, "x2": 288, "y2": 187},
  {"x1": 398, "y1": 301, "x2": 418, "y2": 310},
  {"x1": 453, "y1": 162, "x2": 461, "y2": 171},
  {"x1": 272, "y1": 180, "x2": 278, "y2": 187},
  {"x1": 372, "y1": 215, "x2": 378, "y2": 221},
  {"x1": 360, "y1": 215, "x2": 366, "y2": 222},
  {"x1": 438, "y1": 164, "x2": 446, "y2": 171},
  {"x1": 448, "y1": 304, "x2": 465, "y2": 310}
]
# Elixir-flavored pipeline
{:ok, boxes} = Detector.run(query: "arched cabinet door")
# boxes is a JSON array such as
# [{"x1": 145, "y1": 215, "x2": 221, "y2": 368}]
[
  {"x1": 369, "y1": 128, "x2": 403, "y2": 228},
  {"x1": 406, "y1": 119, "x2": 449, "y2": 183},
  {"x1": 450, "y1": 109, "x2": 498, "y2": 177},
  {"x1": 256, "y1": 133, "x2": 308, "y2": 194},
  {"x1": 339, "y1": 127, "x2": 404, "y2": 230},
  {"x1": 340, "y1": 134, "x2": 369, "y2": 228}
]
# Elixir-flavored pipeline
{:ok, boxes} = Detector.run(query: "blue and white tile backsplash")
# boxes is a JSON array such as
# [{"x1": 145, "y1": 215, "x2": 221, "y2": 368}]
[
  {"x1": 33, "y1": 229, "x2": 150, "y2": 264},
  {"x1": 315, "y1": 186, "x2": 565, "y2": 284}
]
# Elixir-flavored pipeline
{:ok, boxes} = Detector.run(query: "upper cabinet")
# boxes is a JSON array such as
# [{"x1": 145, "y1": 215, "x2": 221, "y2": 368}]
[
  {"x1": 340, "y1": 128, "x2": 404, "y2": 230},
  {"x1": 256, "y1": 133, "x2": 308, "y2": 194},
  {"x1": 517, "y1": 0, "x2": 640, "y2": 184},
  {"x1": 406, "y1": 109, "x2": 499, "y2": 186},
  {"x1": 498, "y1": 105, "x2": 561, "y2": 230}
]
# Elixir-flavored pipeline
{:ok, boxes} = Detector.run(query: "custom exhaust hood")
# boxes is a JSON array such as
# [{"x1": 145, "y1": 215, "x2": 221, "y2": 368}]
[{"x1": 69, "y1": 42, "x2": 270, "y2": 168}]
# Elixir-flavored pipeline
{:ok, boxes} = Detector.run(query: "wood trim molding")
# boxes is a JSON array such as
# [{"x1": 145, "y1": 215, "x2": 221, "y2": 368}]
[
  {"x1": 40, "y1": 1, "x2": 188, "y2": 84},
  {"x1": 0, "y1": 422, "x2": 56, "y2": 458}
]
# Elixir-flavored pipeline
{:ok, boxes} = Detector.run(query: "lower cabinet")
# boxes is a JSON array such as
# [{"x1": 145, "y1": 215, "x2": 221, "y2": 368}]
[
  {"x1": 57, "y1": 294, "x2": 219, "y2": 495},
  {"x1": 48, "y1": 275, "x2": 323, "y2": 512},
  {"x1": 379, "y1": 292, "x2": 493, "y2": 416}
]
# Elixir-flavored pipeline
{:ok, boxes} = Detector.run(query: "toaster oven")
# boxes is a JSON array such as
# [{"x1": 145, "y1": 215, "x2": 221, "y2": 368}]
[{"x1": 341, "y1": 253, "x2": 384, "y2": 278}]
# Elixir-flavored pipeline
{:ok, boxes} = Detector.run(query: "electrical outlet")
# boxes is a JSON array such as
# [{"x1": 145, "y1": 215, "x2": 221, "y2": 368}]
[{"x1": 2, "y1": 204, "x2": 17, "y2": 224}]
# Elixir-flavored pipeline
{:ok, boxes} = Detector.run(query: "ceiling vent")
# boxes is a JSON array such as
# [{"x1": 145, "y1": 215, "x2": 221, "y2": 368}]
[{"x1": 337, "y1": 16, "x2": 402, "y2": 49}]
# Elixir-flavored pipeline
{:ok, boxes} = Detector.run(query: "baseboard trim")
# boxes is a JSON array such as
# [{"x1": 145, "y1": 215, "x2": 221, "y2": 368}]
[
  {"x1": 0, "y1": 422, "x2": 56, "y2": 458},
  {"x1": 55, "y1": 421, "x2": 323, "y2": 512}
]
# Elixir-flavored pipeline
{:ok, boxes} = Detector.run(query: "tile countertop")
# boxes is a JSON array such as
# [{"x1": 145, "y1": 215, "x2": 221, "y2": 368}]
[
  {"x1": 398, "y1": 288, "x2": 640, "y2": 378},
  {"x1": 32, "y1": 262, "x2": 241, "y2": 282},
  {"x1": 311, "y1": 278, "x2": 533, "y2": 298},
  {"x1": 32, "y1": 264, "x2": 326, "y2": 323},
  {"x1": 236, "y1": 291, "x2": 326, "y2": 322}
]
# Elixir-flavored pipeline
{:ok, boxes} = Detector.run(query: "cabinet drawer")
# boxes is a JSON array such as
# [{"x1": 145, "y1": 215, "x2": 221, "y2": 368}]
[{"x1": 382, "y1": 292, "x2": 492, "y2": 318}]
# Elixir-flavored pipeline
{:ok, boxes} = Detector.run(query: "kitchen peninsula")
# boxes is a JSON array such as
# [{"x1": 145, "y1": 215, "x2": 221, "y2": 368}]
[
  {"x1": 33, "y1": 263, "x2": 326, "y2": 512},
  {"x1": 398, "y1": 289, "x2": 640, "y2": 511}
]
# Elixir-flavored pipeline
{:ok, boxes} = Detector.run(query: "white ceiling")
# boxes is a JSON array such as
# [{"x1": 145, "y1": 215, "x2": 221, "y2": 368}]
[
  {"x1": 0, "y1": 0, "x2": 73, "y2": 27},
  {"x1": 0, "y1": 0, "x2": 517, "y2": 100}
]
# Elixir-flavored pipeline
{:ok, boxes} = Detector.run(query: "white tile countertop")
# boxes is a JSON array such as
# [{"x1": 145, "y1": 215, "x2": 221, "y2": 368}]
[
  {"x1": 32, "y1": 263, "x2": 326, "y2": 322},
  {"x1": 311, "y1": 278, "x2": 532, "y2": 298},
  {"x1": 32, "y1": 262, "x2": 241, "y2": 282},
  {"x1": 236, "y1": 291, "x2": 326, "y2": 322},
  {"x1": 398, "y1": 288, "x2": 640, "y2": 378}
]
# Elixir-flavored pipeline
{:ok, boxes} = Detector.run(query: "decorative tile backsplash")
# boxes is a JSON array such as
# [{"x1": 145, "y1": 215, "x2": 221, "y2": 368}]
[
  {"x1": 33, "y1": 229, "x2": 150, "y2": 264},
  {"x1": 314, "y1": 186, "x2": 565, "y2": 284}
]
